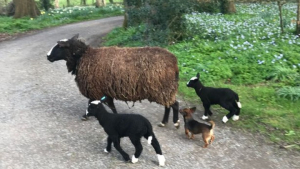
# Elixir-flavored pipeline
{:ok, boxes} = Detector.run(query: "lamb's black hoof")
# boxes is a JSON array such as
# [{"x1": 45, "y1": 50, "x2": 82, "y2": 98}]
[{"x1": 81, "y1": 115, "x2": 89, "y2": 121}]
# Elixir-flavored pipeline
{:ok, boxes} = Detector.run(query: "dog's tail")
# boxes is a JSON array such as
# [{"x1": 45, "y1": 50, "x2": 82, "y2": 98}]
[{"x1": 208, "y1": 120, "x2": 215, "y2": 130}]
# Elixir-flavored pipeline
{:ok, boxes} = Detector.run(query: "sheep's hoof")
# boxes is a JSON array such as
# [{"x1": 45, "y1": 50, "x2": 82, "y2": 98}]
[
  {"x1": 158, "y1": 122, "x2": 166, "y2": 127},
  {"x1": 174, "y1": 120, "x2": 180, "y2": 129},
  {"x1": 81, "y1": 115, "x2": 89, "y2": 121}
]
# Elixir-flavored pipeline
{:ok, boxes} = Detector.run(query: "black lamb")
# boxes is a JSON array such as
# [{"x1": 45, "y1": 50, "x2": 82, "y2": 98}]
[
  {"x1": 186, "y1": 73, "x2": 242, "y2": 123},
  {"x1": 86, "y1": 97, "x2": 166, "y2": 166}
]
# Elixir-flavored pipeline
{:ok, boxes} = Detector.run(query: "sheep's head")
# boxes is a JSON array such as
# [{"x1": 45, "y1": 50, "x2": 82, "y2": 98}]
[
  {"x1": 86, "y1": 100, "x2": 101, "y2": 117},
  {"x1": 186, "y1": 72, "x2": 203, "y2": 89},
  {"x1": 47, "y1": 34, "x2": 87, "y2": 62}
]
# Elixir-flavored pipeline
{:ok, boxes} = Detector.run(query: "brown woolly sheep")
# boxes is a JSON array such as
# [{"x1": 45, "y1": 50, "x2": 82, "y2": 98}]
[{"x1": 46, "y1": 34, "x2": 180, "y2": 128}]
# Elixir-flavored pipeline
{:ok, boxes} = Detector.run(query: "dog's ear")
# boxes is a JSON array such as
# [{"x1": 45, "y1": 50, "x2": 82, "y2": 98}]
[{"x1": 190, "y1": 107, "x2": 196, "y2": 113}]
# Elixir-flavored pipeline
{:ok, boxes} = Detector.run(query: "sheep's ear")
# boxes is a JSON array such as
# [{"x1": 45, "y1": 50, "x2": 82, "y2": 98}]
[
  {"x1": 71, "y1": 34, "x2": 79, "y2": 40},
  {"x1": 190, "y1": 107, "x2": 196, "y2": 113},
  {"x1": 57, "y1": 40, "x2": 70, "y2": 47},
  {"x1": 196, "y1": 73, "x2": 200, "y2": 79}
]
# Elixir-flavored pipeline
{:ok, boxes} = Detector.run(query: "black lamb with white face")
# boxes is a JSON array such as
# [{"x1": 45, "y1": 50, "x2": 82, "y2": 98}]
[
  {"x1": 86, "y1": 98, "x2": 166, "y2": 166},
  {"x1": 187, "y1": 73, "x2": 242, "y2": 123}
]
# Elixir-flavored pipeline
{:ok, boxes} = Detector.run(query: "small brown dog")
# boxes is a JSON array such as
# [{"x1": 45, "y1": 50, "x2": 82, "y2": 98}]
[{"x1": 179, "y1": 107, "x2": 215, "y2": 148}]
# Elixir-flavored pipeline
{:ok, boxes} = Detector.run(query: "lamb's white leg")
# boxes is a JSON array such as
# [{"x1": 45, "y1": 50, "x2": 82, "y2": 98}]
[
  {"x1": 132, "y1": 155, "x2": 138, "y2": 163},
  {"x1": 202, "y1": 115, "x2": 208, "y2": 120},
  {"x1": 232, "y1": 115, "x2": 239, "y2": 121},
  {"x1": 222, "y1": 116, "x2": 228, "y2": 123},
  {"x1": 157, "y1": 154, "x2": 166, "y2": 166}
]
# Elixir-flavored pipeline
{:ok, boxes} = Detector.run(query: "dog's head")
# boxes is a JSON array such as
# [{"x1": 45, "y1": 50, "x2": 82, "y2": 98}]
[{"x1": 179, "y1": 107, "x2": 196, "y2": 120}]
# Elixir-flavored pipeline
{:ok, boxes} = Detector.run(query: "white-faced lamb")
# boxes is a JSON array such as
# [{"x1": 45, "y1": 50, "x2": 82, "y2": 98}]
[
  {"x1": 86, "y1": 97, "x2": 166, "y2": 166},
  {"x1": 186, "y1": 73, "x2": 242, "y2": 123},
  {"x1": 46, "y1": 34, "x2": 180, "y2": 128}
]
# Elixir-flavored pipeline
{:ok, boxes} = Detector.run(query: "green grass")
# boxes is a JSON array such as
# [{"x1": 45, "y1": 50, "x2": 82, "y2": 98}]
[
  {"x1": 103, "y1": 3, "x2": 300, "y2": 150},
  {"x1": 0, "y1": 4, "x2": 123, "y2": 34}
]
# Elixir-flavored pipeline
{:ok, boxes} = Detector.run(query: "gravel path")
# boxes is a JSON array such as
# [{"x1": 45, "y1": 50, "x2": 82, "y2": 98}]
[{"x1": 0, "y1": 16, "x2": 299, "y2": 169}]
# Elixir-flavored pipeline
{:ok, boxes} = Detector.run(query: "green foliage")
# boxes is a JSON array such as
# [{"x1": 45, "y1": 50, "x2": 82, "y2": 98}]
[
  {"x1": 103, "y1": 3, "x2": 300, "y2": 149},
  {"x1": 277, "y1": 86, "x2": 300, "y2": 101},
  {"x1": 0, "y1": 4, "x2": 123, "y2": 34},
  {"x1": 125, "y1": 0, "x2": 219, "y2": 45}
]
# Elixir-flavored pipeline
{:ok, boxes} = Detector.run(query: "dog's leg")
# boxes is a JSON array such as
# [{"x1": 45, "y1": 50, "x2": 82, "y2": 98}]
[
  {"x1": 185, "y1": 128, "x2": 190, "y2": 138},
  {"x1": 190, "y1": 133, "x2": 194, "y2": 140},
  {"x1": 210, "y1": 135, "x2": 215, "y2": 145},
  {"x1": 202, "y1": 134, "x2": 210, "y2": 148}
]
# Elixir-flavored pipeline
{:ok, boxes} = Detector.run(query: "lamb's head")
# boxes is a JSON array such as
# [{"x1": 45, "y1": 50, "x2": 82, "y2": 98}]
[
  {"x1": 47, "y1": 34, "x2": 87, "y2": 62},
  {"x1": 187, "y1": 72, "x2": 203, "y2": 89},
  {"x1": 86, "y1": 100, "x2": 101, "y2": 117}
]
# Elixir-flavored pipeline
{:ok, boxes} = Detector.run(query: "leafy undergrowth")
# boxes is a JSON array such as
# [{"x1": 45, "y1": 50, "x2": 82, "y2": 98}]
[{"x1": 103, "y1": 3, "x2": 300, "y2": 150}]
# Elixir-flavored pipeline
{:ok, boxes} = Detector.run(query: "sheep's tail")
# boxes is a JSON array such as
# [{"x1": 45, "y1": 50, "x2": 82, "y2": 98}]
[
  {"x1": 208, "y1": 121, "x2": 215, "y2": 130},
  {"x1": 235, "y1": 93, "x2": 242, "y2": 108}
]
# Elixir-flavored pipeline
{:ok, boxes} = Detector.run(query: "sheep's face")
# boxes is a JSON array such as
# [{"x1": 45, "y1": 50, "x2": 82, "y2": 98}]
[
  {"x1": 187, "y1": 73, "x2": 201, "y2": 88},
  {"x1": 86, "y1": 100, "x2": 101, "y2": 117},
  {"x1": 47, "y1": 39, "x2": 71, "y2": 62}
]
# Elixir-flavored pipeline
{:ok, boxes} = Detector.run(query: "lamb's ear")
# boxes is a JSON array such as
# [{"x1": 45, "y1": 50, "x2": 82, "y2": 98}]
[
  {"x1": 190, "y1": 107, "x2": 196, "y2": 113},
  {"x1": 57, "y1": 40, "x2": 70, "y2": 47},
  {"x1": 71, "y1": 34, "x2": 79, "y2": 40},
  {"x1": 196, "y1": 73, "x2": 200, "y2": 79}
]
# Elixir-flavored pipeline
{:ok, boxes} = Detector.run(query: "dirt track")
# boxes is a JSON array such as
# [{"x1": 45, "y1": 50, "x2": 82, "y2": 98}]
[{"x1": 0, "y1": 16, "x2": 299, "y2": 169}]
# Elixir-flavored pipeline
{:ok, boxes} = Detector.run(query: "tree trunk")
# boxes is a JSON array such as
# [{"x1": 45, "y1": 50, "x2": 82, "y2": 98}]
[
  {"x1": 81, "y1": 0, "x2": 86, "y2": 5},
  {"x1": 296, "y1": 0, "x2": 300, "y2": 35},
  {"x1": 278, "y1": 1, "x2": 284, "y2": 33},
  {"x1": 220, "y1": 0, "x2": 236, "y2": 14},
  {"x1": 13, "y1": 0, "x2": 40, "y2": 18},
  {"x1": 54, "y1": 0, "x2": 59, "y2": 8},
  {"x1": 95, "y1": 0, "x2": 106, "y2": 7},
  {"x1": 109, "y1": 0, "x2": 114, "y2": 3},
  {"x1": 66, "y1": 0, "x2": 70, "y2": 7}
]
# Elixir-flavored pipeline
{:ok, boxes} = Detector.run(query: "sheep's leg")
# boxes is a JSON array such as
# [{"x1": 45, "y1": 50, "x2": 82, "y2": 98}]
[
  {"x1": 171, "y1": 101, "x2": 180, "y2": 129},
  {"x1": 158, "y1": 107, "x2": 170, "y2": 127},
  {"x1": 103, "y1": 96, "x2": 118, "y2": 114},
  {"x1": 150, "y1": 135, "x2": 166, "y2": 166},
  {"x1": 81, "y1": 99, "x2": 95, "y2": 121},
  {"x1": 104, "y1": 136, "x2": 113, "y2": 153},
  {"x1": 111, "y1": 136, "x2": 130, "y2": 162},
  {"x1": 129, "y1": 137, "x2": 143, "y2": 163}
]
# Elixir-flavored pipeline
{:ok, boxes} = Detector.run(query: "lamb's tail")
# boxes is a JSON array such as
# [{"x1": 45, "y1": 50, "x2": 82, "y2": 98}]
[
  {"x1": 208, "y1": 121, "x2": 215, "y2": 130},
  {"x1": 145, "y1": 119, "x2": 154, "y2": 145},
  {"x1": 235, "y1": 93, "x2": 242, "y2": 108}
]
